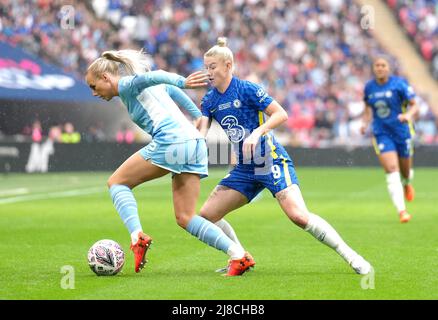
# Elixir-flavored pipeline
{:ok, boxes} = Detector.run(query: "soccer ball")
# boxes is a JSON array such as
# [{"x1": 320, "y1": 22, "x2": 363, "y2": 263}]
[{"x1": 87, "y1": 239, "x2": 125, "y2": 276}]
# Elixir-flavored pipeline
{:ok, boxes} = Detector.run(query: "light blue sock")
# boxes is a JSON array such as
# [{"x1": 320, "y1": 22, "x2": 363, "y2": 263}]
[
  {"x1": 186, "y1": 215, "x2": 235, "y2": 255},
  {"x1": 109, "y1": 184, "x2": 142, "y2": 234}
]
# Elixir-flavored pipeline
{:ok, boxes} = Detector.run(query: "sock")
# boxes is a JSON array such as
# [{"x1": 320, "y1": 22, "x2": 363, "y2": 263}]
[
  {"x1": 109, "y1": 184, "x2": 143, "y2": 243},
  {"x1": 187, "y1": 215, "x2": 244, "y2": 259},
  {"x1": 402, "y1": 169, "x2": 414, "y2": 186},
  {"x1": 215, "y1": 219, "x2": 244, "y2": 249},
  {"x1": 386, "y1": 172, "x2": 406, "y2": 213},
  {"x1": 304, "y1": 213, "x2": 358, "y2": 264},
  {"x1": 130, "y1": 230, "x2": 143, "y2": 245}
]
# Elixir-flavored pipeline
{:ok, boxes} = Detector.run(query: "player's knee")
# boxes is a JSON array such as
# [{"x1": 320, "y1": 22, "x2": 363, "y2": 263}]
[
  {"x1": 287, "y1": 207, "x2": 308, "y2": 228},
  {"x1": 175, "y1": 212, "x2": 193, "y2": 229},
  {"x1": 199, "y1": 205, "x2": 213, "y2": 221},
  {"x1": 107, "y1": 175, "x2": 136, "y2": 189},
  {"x1": 385, "y1": 166, "x2": 399, "y2": 174},
  {"x1": 107, "y1": 176, "x2": 116, "y2": 188}
]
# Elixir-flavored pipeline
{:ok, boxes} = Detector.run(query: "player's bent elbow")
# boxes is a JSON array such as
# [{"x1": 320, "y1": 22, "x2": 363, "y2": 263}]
[{"x1": 279, "y1": 109, "x2": 288, "y2": 123}]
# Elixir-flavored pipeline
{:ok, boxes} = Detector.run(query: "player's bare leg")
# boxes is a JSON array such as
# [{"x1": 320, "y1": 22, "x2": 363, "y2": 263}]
[
  {"x1": 200, "y1": 185, "x2": 247, "y2": 246},
  {"x1": 199, "y1": 186, "x2": 255, "y2": 273},
  {"x1": 173, "y1": 174, "x2": 250, "y2": 275},
  {"x1": 172, "y1": 172, "x2": 201, "y2": 229},
  {"x1": 108, "y1": 153, "x2": 169, "y2": 272},
  {"x1": 276, "y1": 184, "x2": 372, "y2": 274},
  {"x1": 378, "y1": 151, "x2": 411, "y2": 222},
  {"x1": 399, "y1": 157, "x2": 415, "y2": 202}
]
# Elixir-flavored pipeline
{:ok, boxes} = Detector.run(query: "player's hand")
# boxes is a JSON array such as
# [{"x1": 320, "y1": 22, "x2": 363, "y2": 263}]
[
  {"x1": 360, "y1": 123, "x2": 368, "y2": 135},
  {"x1": 242, "y1": 129, "x2": 262, "y2": 160},
  {"x1": 184, "y1": 71, "x2": 209, "y2": 89},
  {"x1": 398, "y1": 113, "x2": 411, "y2": 123},
  {"x1": 193, "y1": 117, "x2": 202, "y2": 130}
]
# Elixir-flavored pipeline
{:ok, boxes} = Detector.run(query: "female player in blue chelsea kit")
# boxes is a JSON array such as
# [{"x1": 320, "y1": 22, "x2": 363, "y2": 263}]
[
  {"x1": 361, "y1": 56, "x2": 418, "y2": 223},
  {"x1": 86, "y1": 49, "x2": 249, "y2": 276},
  {"x1": 198, "y1": 38, "x2": 372, "y2": 276}
]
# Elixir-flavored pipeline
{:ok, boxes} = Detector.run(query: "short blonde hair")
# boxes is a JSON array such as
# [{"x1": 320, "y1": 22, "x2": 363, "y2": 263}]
[
  {"x1": 204, "y1": 37, "x2": 235, "y2": 72},
  {"x1": 87, "y1": 49, "x2": 151, "y2": 78}
]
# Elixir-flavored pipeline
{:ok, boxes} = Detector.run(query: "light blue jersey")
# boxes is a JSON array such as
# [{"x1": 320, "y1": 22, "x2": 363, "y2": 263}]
[
  {"x1": 117, "y1": 70, "x2": 208, "y2": 176},
  {"x1": 118, "y1": 70, "x2": 203, "y2": 144}
]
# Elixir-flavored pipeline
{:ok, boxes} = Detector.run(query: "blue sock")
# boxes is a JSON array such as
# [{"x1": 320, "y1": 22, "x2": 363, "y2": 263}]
[
  {"x1": 186, "y1": 215, "x2": 234, "y2": 254},
  {"x1": 109, "y1": 184, "x2": 142, "y2": 234}
]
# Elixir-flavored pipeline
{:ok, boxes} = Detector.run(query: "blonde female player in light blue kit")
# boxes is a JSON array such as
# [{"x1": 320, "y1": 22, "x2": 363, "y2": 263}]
[{"x1": 86, "y1": 49, "x2": 247, "y2": 275}]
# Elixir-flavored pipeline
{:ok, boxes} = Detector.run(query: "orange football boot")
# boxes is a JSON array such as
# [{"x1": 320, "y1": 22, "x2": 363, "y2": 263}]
[
  {"x1": 130, "y1": 232, "x2": 152, "y2": 273},
  {"x1": 399, "y1": 210, "x2": 412, "y2": 223},
  {"x1": 404, "y1": 184, "x2": 415, "y2": 202},
  {"x1": 224, "y1": 252, "x2": 255, "y2": 276},
  {"x1": 216, "y1": 252, "x2": 255, "y2": 273}
]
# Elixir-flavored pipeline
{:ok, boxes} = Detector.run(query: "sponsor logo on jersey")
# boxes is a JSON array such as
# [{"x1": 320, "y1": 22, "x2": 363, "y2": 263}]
[
  {"x1": 374, "y1": 91, "x2": 386, "y2": 98},
  {"x1": 218, "y1": 102, "x2": 231, "y2": 111},
  {"x1": 220, "y1": 115, "x2": 245, "y2": 143},
  {"x1": 375, "y1": 100, "x2": 390, "y2": 118}
]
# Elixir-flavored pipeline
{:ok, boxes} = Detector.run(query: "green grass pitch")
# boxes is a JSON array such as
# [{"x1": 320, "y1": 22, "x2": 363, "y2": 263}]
[{"x1": 0, "y1": 168, "x2": 437, "y2": 300}]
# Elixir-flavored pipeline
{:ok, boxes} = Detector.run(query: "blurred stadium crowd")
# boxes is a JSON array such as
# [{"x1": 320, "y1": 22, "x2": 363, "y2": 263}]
[
  {"x1": 1, "y1": 0, "x2": 437, "y2": 146},
  {"x1": 387, "y1": 0, "x2": 438, "y2": 79}
]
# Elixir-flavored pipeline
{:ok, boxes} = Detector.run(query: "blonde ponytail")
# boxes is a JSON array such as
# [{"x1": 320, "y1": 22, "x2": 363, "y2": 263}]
[
  {"x1": 216, "y1": 37, "x2": 228, "y2": 47},
  {"x1": 87, "y1": 49, "x2": 151, "y2": 78}
]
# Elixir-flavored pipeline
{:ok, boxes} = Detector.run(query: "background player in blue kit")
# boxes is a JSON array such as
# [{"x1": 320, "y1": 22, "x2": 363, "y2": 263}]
[
  {"x1": 361, "y1": 57, "x2": 419, "y2": 223},
  {"x1": 197, "y1": 38, "x2": 372, "y2": 276},
  {"x1": 86, "y1": 49, "x2": 248, "y2": 274}
]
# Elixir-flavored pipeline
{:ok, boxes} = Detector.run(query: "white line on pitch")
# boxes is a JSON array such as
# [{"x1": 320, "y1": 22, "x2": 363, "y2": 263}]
[
  {"x1": 0, "y1": 188, "x2": 29, "y2": 197},
  {"x1": 0, "y1": 187, "x2": 105, "y2": 205},
  {"x1": 0, "y1": 178, "x2": 174, "y2": 205}
]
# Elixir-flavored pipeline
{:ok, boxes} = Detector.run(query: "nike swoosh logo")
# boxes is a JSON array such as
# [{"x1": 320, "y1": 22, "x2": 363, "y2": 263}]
[
  {"x1": 211, "y1": 107, "x2": 218, "y2": 113},
  {"x1": 274, "y1": 180, "x2": 281, "y2": 185}
]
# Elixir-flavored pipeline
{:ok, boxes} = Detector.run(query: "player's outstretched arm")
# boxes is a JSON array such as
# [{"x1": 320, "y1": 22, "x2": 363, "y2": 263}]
[
  {"x1": 131, "y1": 70, "x2": 208, "y2": 91},
  {"x1": 166, "y1": 85, "x2": 202, "y2": 119}
]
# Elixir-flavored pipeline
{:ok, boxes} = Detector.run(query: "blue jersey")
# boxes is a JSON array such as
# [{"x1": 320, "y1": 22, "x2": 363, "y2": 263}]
[
  {"x1": 201, "y1": 76, "x2": 288, "y2": 166},
  {"x1": 363, "y1": 75, "x2": 416, "y2": 139},
  {"x1": 118, "y1": 70, "x2": 202, "y2": 144}
]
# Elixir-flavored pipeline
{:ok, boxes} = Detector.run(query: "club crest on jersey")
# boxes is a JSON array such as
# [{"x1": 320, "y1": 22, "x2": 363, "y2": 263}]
[
  {"x1": 385, "y1": 91, "x2": 392, "y2": 98},
  {"x1": 233, "y1": 99, "x2": 241, "y2": 108}
]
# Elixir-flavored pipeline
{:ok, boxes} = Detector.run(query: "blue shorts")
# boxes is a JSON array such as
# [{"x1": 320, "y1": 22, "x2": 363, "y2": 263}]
[
  {"x1": 372, "y1": 134, "x2": 413, "y2": 158},
  {"x1": 218, "y1": 156, "x2": 299, "y2": 202},
  {"x1": 139, "y1": 138, "x2": 208, "y2": 177}
]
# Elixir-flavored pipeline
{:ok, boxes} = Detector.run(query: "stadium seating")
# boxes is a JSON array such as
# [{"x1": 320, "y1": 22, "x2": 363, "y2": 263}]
[{"x1": 1, "y1": 0, "x2": 436, "y2": 145}]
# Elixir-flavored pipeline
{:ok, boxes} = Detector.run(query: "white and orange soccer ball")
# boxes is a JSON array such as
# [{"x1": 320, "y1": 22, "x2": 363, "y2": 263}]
[{"x1": 87, "y1": 239, "x2": 125, "y2": 276}]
